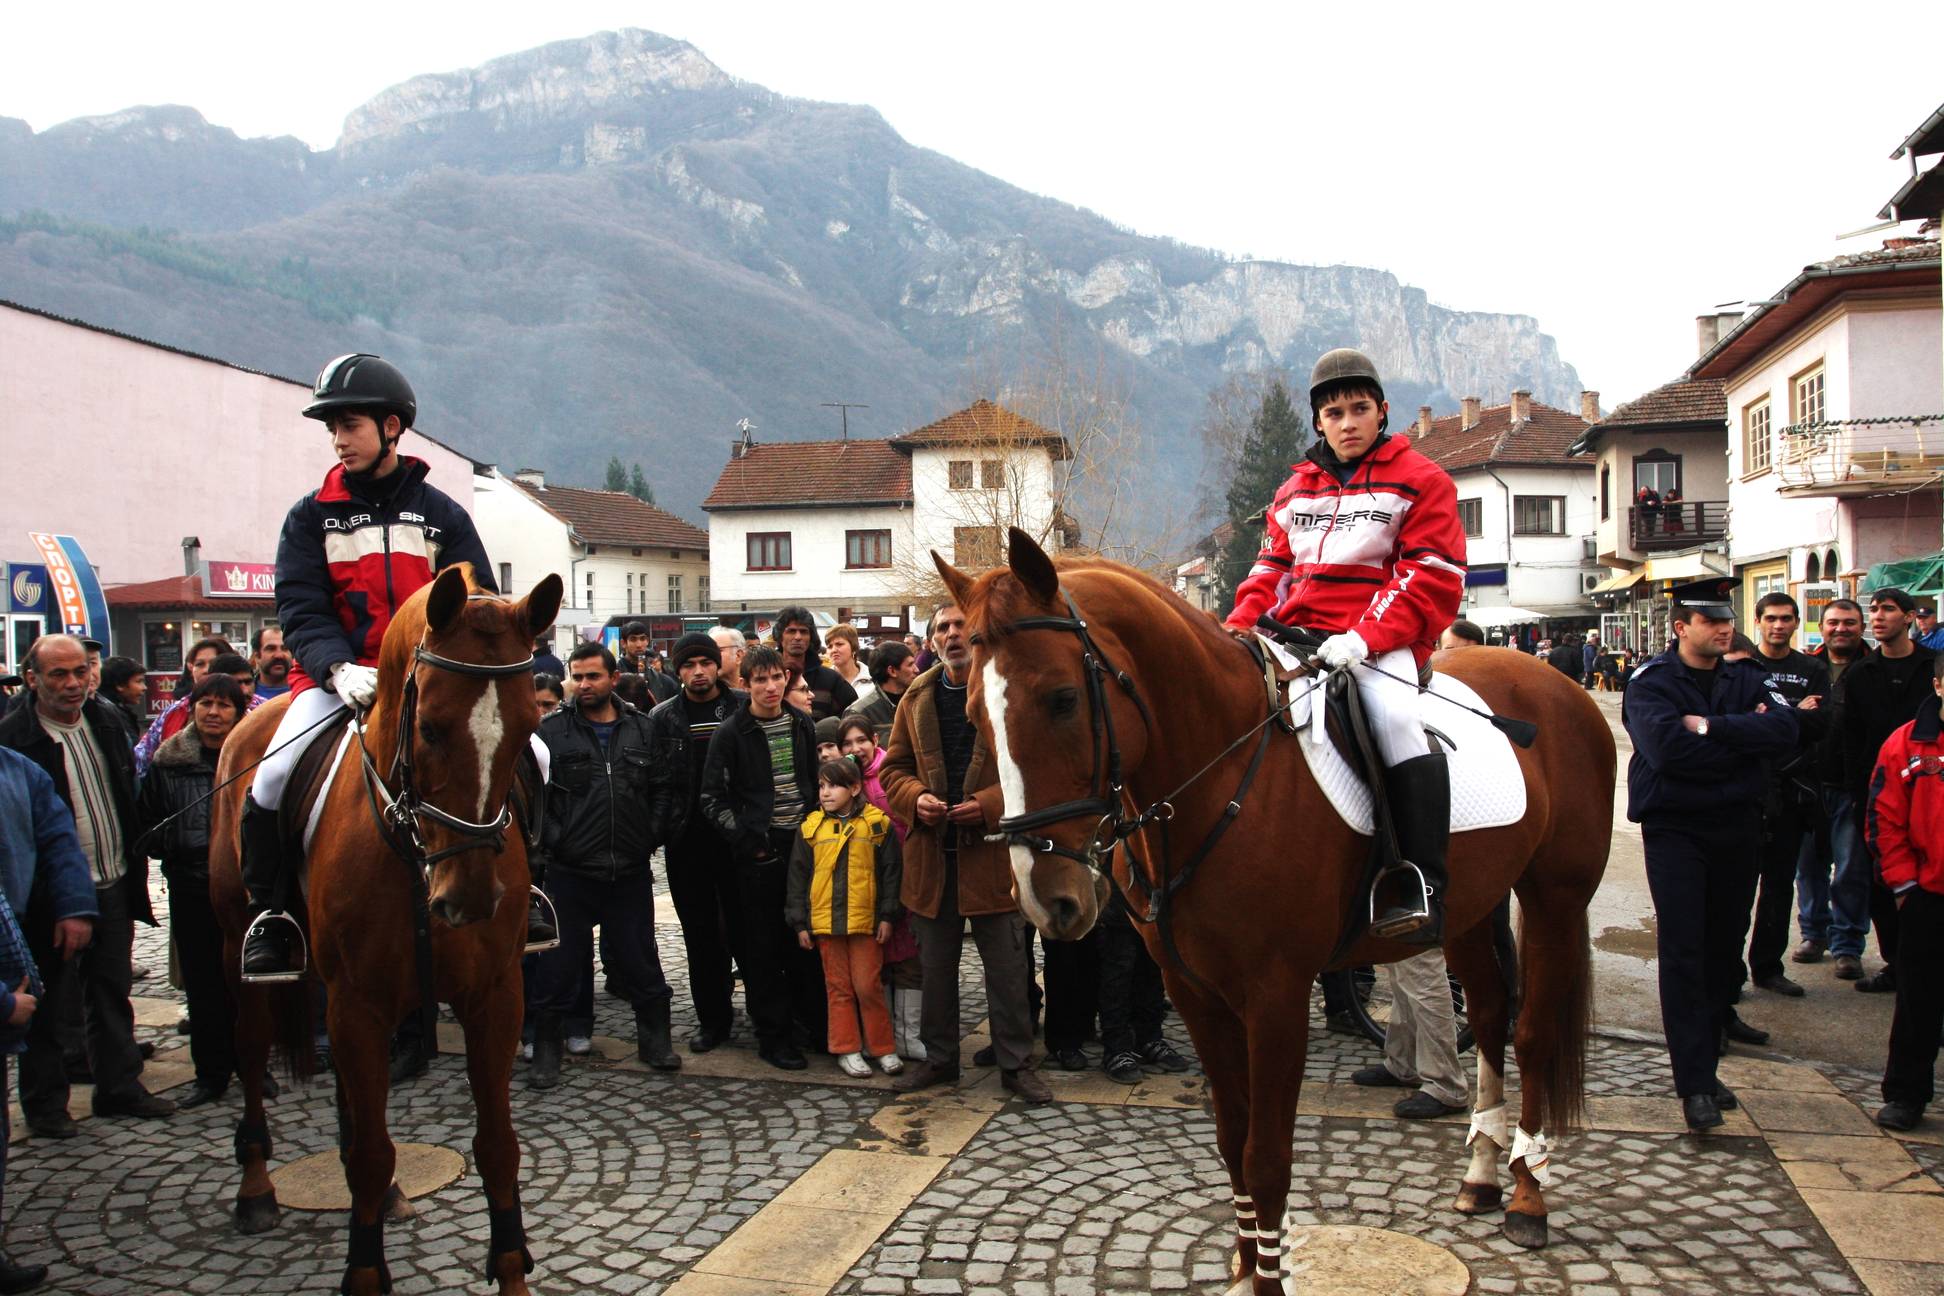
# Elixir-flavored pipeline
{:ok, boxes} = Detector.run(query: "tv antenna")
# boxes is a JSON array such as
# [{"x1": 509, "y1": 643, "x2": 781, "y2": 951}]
[{"x1": 821, "y1": 402, "x2": 868, "y2": 439}]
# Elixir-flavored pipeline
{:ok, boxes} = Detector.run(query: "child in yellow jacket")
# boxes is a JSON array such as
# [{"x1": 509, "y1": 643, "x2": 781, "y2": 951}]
[{"x1": 787, "y1": 759, "x2": 904, "y2": 1076}]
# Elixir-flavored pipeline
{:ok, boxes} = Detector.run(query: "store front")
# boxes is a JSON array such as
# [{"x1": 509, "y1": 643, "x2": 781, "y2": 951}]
[
  {"x1": 1, "y1": 561, "x2": 51, "y2": 676},
  {"x1": 106, "y1": 566, "x2": 275, "y2": 719}
]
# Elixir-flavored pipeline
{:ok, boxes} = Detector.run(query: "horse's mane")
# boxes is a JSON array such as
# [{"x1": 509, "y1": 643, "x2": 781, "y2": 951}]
[{"x1": 372, "y1": 564, "x2": 523, "y2": 720}]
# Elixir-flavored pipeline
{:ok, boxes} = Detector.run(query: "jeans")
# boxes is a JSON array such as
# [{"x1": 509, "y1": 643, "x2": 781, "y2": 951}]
[
  {"x1": 1748, "y1": 797, "x2": 1809, "y2": 981},
  {"x1": 529, "y1": 869, "x2": 671, "y2": 1017},
  {"x1": 1097, "y1": 906, "x2": 1164, "y2": 1057},
  {"x1": 665, "y1": 822, "x2": 738, "y2": 1038},
  {"x1": 1796, "y1": 787, "x2": 1871, "y2": 956}
]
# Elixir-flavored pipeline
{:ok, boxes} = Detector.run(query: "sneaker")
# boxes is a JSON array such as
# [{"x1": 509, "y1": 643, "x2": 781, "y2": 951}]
[
  {"x1": 837, "y1": 1051, "x2": 872, "y2": 1078},
  {"x1": 1138, "y1": 1040, "x2": 1190, "y2": 1073},
  {"x1": 519, "y1": 1041, "x2": 533, "y2": 1062},
  {"x1": 1045, "y1": 1047, "x2": 1089, "y2": 1071},
  {"x1": 565, "y1": 1035, "x2": 592, "y2": 1056},
  {"x1": 1105, "y1": 1050, "x2": 1144, "y2": 1084},
  {"x1": 1791, "y1": 938, "x2": 1826, "y2": 964},
  {"x1": 877, "y1": 1053, "x2": 904, "y2": 1075},
  {"x1": 1833, "y1": 954, "x2": 1864, "y2": 980}
]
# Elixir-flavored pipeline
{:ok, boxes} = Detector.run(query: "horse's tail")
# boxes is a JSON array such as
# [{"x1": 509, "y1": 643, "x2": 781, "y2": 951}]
[
  {"x1": 1515, "y1": 899, "x2": 1591, "y2": 1137},
  {"x1": 268, "y1": 978, "x2": 319, "y2": 1084}
]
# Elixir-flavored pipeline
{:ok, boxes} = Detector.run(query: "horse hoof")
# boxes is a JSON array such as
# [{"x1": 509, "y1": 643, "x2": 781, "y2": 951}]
[
  {"x1": 234, "y1": 1192, "x2": 280, "y2": 1235},
  {"x1": 382, "y1": 1182, "x2": 416, "y2": 1221},
  {"x1": 1454, "y1": 1181, "x2": 1503, "y2": 1215},
  {"x1": 1503, "y1": 1209, "x2": 1548, "y2": 1250}
]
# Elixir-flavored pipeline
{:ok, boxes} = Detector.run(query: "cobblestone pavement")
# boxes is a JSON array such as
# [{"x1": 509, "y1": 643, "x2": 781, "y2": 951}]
[{"x1": 5, "y1": 877, "x2": 1940, "y2": 1294}]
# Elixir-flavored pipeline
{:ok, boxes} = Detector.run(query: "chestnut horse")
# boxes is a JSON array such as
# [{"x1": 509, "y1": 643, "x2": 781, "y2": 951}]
[
  {"x1": 209, "y1": 566, "x2": 562, "y2": 1296},
  {"x1": 937, "y1": 530, "x2": 1611, "y2": 1295}
]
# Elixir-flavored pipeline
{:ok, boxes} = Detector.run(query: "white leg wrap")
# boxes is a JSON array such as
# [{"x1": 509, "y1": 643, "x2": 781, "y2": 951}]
[
  {"x1": 1253, "y1": 1227, "x2": 1281, "y2": 1278},
  {"x1": 1233, "y1": 1191, "x2": 1258, "y2": 1239},
  {"x1": 1466, "y1": 1102, "x2": 1508, "y2": 1149},
  {"x1": 1509, "y1": 1125, "x2": 1551, "y2": 1187}
]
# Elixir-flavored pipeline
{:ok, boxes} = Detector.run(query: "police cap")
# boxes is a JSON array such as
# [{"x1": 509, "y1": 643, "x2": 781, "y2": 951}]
[{"x1": 1669, "y1": 577, "x2": 1736, "y2": 620}]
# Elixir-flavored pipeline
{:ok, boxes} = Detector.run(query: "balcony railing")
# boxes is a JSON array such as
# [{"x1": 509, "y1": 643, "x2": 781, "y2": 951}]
[
  {"x1": 1775, "y1": 416, "x2": 1944, "y2": 496},
  {"x1": 1629, "y1": 501, "x2": 1728, "y2": 550}
]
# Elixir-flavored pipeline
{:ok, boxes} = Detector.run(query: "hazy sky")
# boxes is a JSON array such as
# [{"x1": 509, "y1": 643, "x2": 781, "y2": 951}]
[{"x1": 4, "y1": 2, "x2": 1936, "y2": 407}]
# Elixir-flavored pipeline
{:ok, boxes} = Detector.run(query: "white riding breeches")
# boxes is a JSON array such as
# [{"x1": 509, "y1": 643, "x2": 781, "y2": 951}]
[
  {"x1": 1354, "y1": 647, "x2": 1431, "y2": 767},
  {"x1": 251, "y1": 685, "x2": 550, "y2": 811}
]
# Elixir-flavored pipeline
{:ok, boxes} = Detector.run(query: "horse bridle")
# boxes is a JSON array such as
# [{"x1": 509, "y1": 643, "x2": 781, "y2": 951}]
[{"x1": 355, "y1": 637, "x2": 536, "y2": 870}]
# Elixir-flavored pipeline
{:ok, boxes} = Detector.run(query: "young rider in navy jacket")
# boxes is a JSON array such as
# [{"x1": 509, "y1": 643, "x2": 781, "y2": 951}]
[{"x1": 240, "y1": 354, "x2": 498, "y2": 977}]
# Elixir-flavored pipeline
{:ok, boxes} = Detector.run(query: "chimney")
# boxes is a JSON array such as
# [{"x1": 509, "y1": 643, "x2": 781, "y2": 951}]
[
  {"x1": 513, "y1": 468, "x2": 545, "y2": 489},
  {"x1": 1460, "y1": 397, "x2": 1481, "y2": 430},
  {"x1": 1580, "y1": 391, "x2": 1600, "y2": 423},
  {"x1": 1510, "y1": 390, "x2": 1531, "y2": 423},
  {"x1": 1696, "y1": 313, "x2": 1720, "y2": 356},
  {"x1": 181, "y1": 535, "x2": 202, "y2": 577},
  {"x1": 1417, "y1": 405, "x2": 1434, "y2": 437}
]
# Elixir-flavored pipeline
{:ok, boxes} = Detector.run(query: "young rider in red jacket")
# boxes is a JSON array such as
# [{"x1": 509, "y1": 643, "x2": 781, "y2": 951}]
[
  {"x1": 240, "y1": 354, "x2": 515, "y2": 977},
  {"x1": 1225, "y1": 349, "x2": 1467, "y2": 942},
  {"x1": 1865, "y1": 653, "x2": 1944, "y2": 1131}
]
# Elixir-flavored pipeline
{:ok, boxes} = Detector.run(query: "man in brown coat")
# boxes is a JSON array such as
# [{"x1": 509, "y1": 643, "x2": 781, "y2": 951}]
[{"x1": 881, "y1": 604, "x2": 1051, "y2": 1103}]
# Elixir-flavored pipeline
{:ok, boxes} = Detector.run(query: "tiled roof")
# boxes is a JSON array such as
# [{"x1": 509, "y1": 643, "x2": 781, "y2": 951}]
[
  {"x1": 1599, "y1": 378, "x2": 1727, "y2": 430},
  {"x1": 514, "y1": 480, "x2": 710, "y2": 549},
  {"x1": 1409, "y1": 400, "x2": 1595, "y2": 472},
  {"x1": 889, "y1": 399, "x2": 1071, "y2": 460},
  {"x1": 702, "y1": 439, "x2": 913, "y2": 510},
  {"x1": 104, "y1": 573, "x2": 274, "y2": 611}
]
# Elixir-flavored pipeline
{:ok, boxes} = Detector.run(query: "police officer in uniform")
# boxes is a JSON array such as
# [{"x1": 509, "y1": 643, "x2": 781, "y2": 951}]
[{"x1": 1624, "y1": 578, "x2": 1800, "y2": 1130}]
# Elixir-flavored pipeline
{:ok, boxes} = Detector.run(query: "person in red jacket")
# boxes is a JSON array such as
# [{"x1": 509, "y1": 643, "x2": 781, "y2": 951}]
[
  {"x1": 1226, "y1": 349, "x2": 1467, "y2": 942},
  {"x1": 1865, "y1": 651, "x2": 1944, "y2": 1131}
]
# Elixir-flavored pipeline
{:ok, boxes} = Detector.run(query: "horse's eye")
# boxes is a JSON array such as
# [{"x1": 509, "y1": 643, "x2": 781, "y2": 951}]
[
  {"x1": 1047, "y1": 687, "x2": 1079, "y2": 719},
  {"x1": 418, "y1": 722, "x2": 442, "y2": 745},
  {"x1": 968, "y1": 631, "x2": 984, "y2": 647}
]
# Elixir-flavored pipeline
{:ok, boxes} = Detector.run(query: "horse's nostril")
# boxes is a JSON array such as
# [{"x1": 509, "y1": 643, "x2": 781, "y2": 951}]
[{"x1": 1053, "y1": 897, "x2": 1080, "y2": 934}]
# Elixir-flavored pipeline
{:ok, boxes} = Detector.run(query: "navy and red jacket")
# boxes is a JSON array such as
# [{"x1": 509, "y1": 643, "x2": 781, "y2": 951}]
[
  {"x1": 275, "y1": 456, "x2": 494, "y2": 695},
  {"x1": 1225, "y1": 433, "x2": 1466, "y2": 667},
  {"x1": 1867, "y1": 696, "x2": 1944, "y2": 895}
]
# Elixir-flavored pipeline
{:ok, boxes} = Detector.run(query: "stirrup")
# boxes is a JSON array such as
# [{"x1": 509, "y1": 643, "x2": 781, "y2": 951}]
[
  {"x1": 1368, "y1": 860, "x2": 1433, "y2": 940},
  {"x1": 523, "y1": 885, "x2": 561, "y2": 955},
  {"x1": 240, "y1": 910, "x2": 309, "y2": 985}
]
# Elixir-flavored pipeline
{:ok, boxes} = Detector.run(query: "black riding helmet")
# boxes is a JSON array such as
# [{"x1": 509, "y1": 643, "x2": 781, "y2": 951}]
[{"x1": 302, "y1": 353, "x2": 417, "y2": 435}]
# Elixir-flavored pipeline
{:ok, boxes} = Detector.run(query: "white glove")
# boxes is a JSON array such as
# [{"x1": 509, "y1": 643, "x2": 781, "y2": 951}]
[
  {"x1": 329, "y1": 662, "x2": 380, "y2": 708},
  {"x1": 1316, "y1": 631, "x2": 1370, "y2": 671}
]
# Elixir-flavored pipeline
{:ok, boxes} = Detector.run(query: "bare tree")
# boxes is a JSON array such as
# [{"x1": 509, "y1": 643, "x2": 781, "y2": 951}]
[{"x1": 1195, "y1": 365, "x2": 1298, "y2": 524}]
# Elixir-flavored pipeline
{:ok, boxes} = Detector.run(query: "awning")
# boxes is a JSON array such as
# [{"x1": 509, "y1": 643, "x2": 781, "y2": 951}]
[
  {"x1": 1466, "y1": 605, "x2": 1546, "y2": 629},
  {"x1": 1587, "y1": 569, "x2": 1643, "y2": 595},
  {"x1": 1643, "y1": 553, "x2": 1729, "y2": 583},
  {"x1": 1865, "y1": 550, "x2": 1944, "y2": 597}
]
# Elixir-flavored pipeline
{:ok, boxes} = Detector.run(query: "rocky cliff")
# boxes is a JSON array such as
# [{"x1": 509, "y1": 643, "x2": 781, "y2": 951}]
[{"x1": 0, "y1": 28, "x2": 1581, "y2": 524}]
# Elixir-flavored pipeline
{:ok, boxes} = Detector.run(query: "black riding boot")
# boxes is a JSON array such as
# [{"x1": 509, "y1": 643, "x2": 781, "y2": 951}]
[
  {"x1": 528, "y1": 1014, "x2": 562, "y2": 1091},
  {"x1": 525, "y1": 871, "x2": 557, "y2": 948},
  {"x1": 636, "y1": 1000, "x2": 681, "y2": 1072},
  {"x1": 1375, "y1": 752, "x2": 1449, "y2": 946},
  {"x1": 239, "y1": 793, "x2": 298, "y2": 976}
]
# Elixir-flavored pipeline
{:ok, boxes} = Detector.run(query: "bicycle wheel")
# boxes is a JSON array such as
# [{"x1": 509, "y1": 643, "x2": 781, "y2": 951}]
[{"x1": 1346, "y1": 962, "x2": 1474, "y2": 1054}]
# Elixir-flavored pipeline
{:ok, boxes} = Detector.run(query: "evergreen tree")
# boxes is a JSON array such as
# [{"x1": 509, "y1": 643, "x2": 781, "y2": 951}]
[
  {"x1": 628, "y1": 463, "x2": 655, "y2": 505},
  {"x1": 604, "y1": 456, "x2": 628, "y2": 491},
  {"x1": 1216, "y1": 380, "x2": 1311, "y2": 605}
]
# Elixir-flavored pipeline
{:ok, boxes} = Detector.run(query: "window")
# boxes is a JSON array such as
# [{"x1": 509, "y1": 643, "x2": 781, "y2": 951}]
[
  {"x1": 846, "y1": 529, "x2": 893, "y2": 568},
  {"x1": 1744, "y1": 398, "x2": 1772, "y2": 475},
  {"x1": 953, "y1": 526, "x2": 1002, "y2": 569},
  {"x1": 498, "y1": 562, "x2": 512, "y2": 592},
  {"x1": 698, "y1": 574, "x2": 711, "y2": 614},
  {"x1": 1792, "y1": 364, "x2": 1825, "y2": 427},
  {"x1": 1512, "y1": 496, "x2": 1565, "y2": 536},
  {"x1": 981, "y1": 459, "x2": 1006, "y2": 489},
  {"x1": 1456, "y1": 497, "x2": 1484, "y2": 538},
  {"x1": 1599, "y1": 466, "x2": 1611, "y2": 522},
  {"x1": 625, "y1": 572, "x2": 635, "y2": 614},
  {"x1": 948, "y1": 459, "x2": 973, "y2": 490},
  {"x1": 585, "y1": 570, "x2": 594, "y2": 609},
  {"x1": 1633, "y1": 451, "x2": 1680, "y2": 497},
  {"x1": 747, "y1": 532, "x2": 792, "y2": 571},
  {"x1": 668, "y1": 574, "x2": 682, "y2": 612}
]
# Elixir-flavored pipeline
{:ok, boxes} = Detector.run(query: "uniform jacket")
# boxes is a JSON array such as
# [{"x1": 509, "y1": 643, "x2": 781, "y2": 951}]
[
  {"x1": 135, "y1": 728, "x2": 221, "y2": 879},
  {"x1": 1225, "y1": 434, "x2": 1466, "y2": 667},
  {"x1": 535, "y1": 696, "x2": 662, "y2": 881},
  {"x1": 1622, "y1": 648, "x2": 1800, "y2": 822},
  {"x1": 1867, "y1": 696, "x2": 1944, "y2": 895},
  {"x1": 1836, "y1": 644, "x2": 1939, "y2": 808},
  {"x1": 699, "y1": 703, "x2": 819, "y2": 859},
  {"x1": 275, "y1": 456, "x2": 494, "y2": 695},
  {"x1": 0, "y1": 745, "x2": 97, "y2": 925},
  {"x1": 878, "y1": 665, "x2": 1014, "y2": 919},
  {"x1": 0, "y1": 695, "x2": 154, "y2": 925},
  {"x1": 785, "y1": 804, "x2": 903, "y2": 937},
  {"x1": 645, "y1": 686, "x2": 746, "y2": 841}
]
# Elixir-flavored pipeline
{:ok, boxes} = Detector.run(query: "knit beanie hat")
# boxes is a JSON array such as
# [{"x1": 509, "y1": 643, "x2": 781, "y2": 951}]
[
  {"x1": 815, "y1": 715, "x2": 844, "y2": 746},
  {"x1": 670, "y1": 631, "x2": 722, "y2": 670}
]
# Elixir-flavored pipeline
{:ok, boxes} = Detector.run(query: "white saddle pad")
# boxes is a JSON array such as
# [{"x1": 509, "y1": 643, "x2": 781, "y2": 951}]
[{"x1": 1285, "y1": 670, "x2": 1526, "y2": 837}]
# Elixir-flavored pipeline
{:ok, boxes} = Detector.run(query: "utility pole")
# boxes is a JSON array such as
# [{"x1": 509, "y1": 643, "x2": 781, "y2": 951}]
[{"x1": 821, "y1": 402, "x2": 868, "y2": 439}]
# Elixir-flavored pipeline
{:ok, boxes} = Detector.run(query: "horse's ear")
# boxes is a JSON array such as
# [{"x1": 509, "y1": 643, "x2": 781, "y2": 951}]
[
  {"x1": 426, "y1": 566, "x2": 469, "y2": 634},
  {"x1": 521, "y1": 574, "x2": 564, "y2": 640},
  {"x1": 1007, "y1": 526, "x2": 1058, "y2": 603},
  {"x1": 932, "y1": 551, "x2": 974, "y2": 605}
]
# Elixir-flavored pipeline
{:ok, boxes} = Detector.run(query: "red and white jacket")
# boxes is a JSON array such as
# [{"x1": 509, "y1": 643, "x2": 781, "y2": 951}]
[
  {"x1": 1225, "y1": 434, "x2": 1467, "y2": 667},
  {"x1": 1867, "y1": 698, "x2": 1944, "y2": 895}
]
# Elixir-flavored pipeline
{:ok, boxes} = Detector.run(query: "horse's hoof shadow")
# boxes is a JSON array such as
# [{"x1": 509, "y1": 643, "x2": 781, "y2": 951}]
[
  {"x1": 234, "y1": 1193, "x2": 281, "y2": 1235},
  {"x1": 1502, "y1": 1210, "x2": 1548, "y2": 1249},
  {"x1": 382, "y1": 1182, "x2": 416, "y2": 1222}
]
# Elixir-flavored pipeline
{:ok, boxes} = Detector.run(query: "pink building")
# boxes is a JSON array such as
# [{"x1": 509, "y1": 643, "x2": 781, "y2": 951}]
[{"x1": 0, "y1": 301, "x2": 482, "y2": 675}]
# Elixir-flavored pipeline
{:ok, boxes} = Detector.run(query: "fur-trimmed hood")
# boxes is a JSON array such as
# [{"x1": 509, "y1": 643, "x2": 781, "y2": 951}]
[{"x1": 150, "y1": 725, "x2": 216, "y2": 772}]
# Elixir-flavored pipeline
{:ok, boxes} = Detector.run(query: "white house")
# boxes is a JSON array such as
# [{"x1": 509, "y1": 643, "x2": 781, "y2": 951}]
[
  {"x1": 1409, "y1": 390, "x2": 1602, "y2": 624},
  {"x1": 701, "y1": 400, "x2": 1074, "y2": 634},
  {"x1": 1688, "y1": 234, "x2": 1942, "y2": 633},
  {"x1": 473, "y1": 466, "x2": 710, "y2": 649}
]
